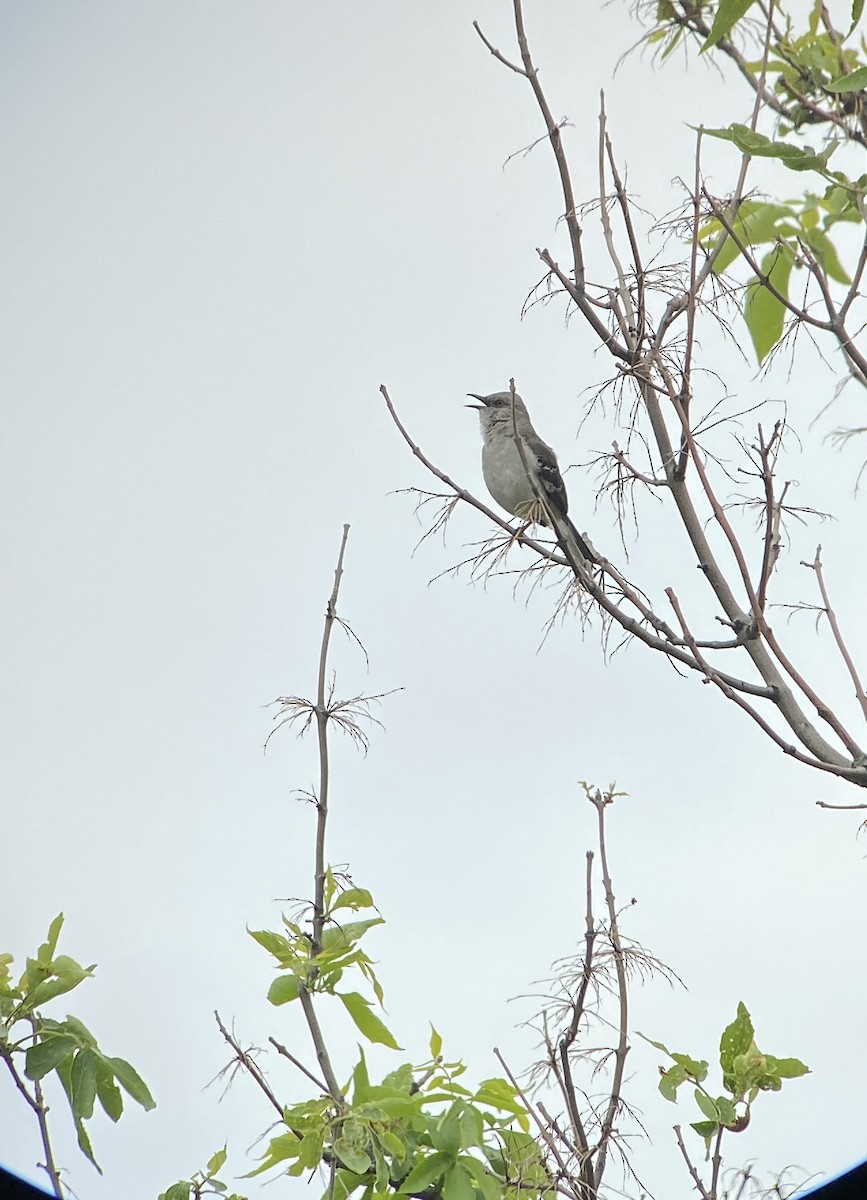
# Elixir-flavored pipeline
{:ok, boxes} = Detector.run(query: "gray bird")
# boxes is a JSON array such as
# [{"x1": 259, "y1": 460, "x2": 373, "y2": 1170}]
[{"x1": 467, "y1": 390, "x2": 595, "y2": 564}]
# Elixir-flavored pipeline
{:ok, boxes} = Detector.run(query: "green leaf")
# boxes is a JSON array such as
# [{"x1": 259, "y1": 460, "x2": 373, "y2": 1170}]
[
  {"x1": 71, "y1": 1047, "x2": 98, "y2": 1120},
  {"x1": 400, "y1": 1151, "x2": 451, "y2": 1193},
  {"x1": 461, "y1": 1155, "x2": 501, "y2": 1200},
  {"x1": 376, "y1": 1128, "x2": 406, "y2": 1159},
  {"x1": 23, "y1": 961, "x2": 95, "y2": 1011},
  {"x1": 694, "y1": 1089, "x2": 718, "y2": 1121},
  {"x1": 351, "y1": 1049, "x2": 372, "y2": 1103},
  {"x1": 62, "y1": 1014, "x2": 98, "y2": 1047},
  {"x1": 701, "y1": 0, "x2": 756, "y2": 51},
  {"x1": 744, "y1": 246, "x2": 794, "y2": 362},
  {"x1": 637, "y1": 1033, "x2": 671, "y2": 1055},
  {"x1": 497, "y1": 1130, "x2": 548, "y2": 1186},
  {"x1": 206, "y1": 1147, "x2": 228, "y2": 1176},
  {"x1": 160, "y1": 1183, "x2": 192, "y2": 1200},
  {"x1": 431, "y1": 1103, "x2": 463, "y2": 1156},
  {"x1": 458, "y1": 1104, "x2": 484, "y2": 1149},
  {"x1": 720, "y1": 1003, "x2": 755, "y2": 1074},
  {"x1": 372, "y1": 1142, "x2": 389, "y2": 1192},
  {"x1": 703, "y1": 124, "x2": 836, "y2": 173},
  {"x1": 248, "y1": 928, "x2": 293, "y2": 959},
  {"x1": 429, "y1": 1025, "x2": 443, "y2": 1059},
  {"x1": 268, "y1": 974, "x2": 300, "y2": 1005},
  {"x1": 671, "y1": 1053, "x2": 709, "y2": 1081},
  {"x1": 703, "y1": 200, "x2": 792, "y2": 274},
  {"x1": 716, "y1": 1096, "x2": 738, "y2": 1126},
  {"x1": 330, "y1": 1168, "x2": 369, "y2": 1200},
  {"x1": 25, "y1": 1034, "x2": 77, "y2": 1081},
  {"x1": 320, "y1": 920, "x2": 384, "y2": 956},
  {"x1": 658, "y1": 1063, "x2": 688, "y2": 1100},
  {"x1": 443, "y1": 1162, "x2": 476, "y2": 1200},
  {"x1": 381, "y1": 1063, "x2": 413, "y2": 1093},
  {"x1": 333, "y1": 1137, "x2": 371, "y2": 1175},
  {"x1": 38, "y1": 914, "x2": 65, "y2": 963},
  {"x1": 474, "y1": 1077, "x2": 527, "y2": 1121},
  {"x1": 104, "y1": 1056, "x2": 156, "y2": 1110},
  {"x1": 338, "y1": 992, "x2": 401, "y2": 1049},
  {"x1": 244, "y1": 1132, "x2": 301, "y2": 1178},
  {"x1": 826, "y1": 65, "x2": 867, "y2": 91},
  {"x1": 769, "y1": 1056, "x2": 810, "y2": 1079},
  {"x1": 331, "y1": 888, "x2": 374, "y2": 913},
  {"x1": 70, "y1": 1101, "x2": 101, "y2": 1173},
  {"x1": 691, "y1": 1119, "x2": 719, "y2": 1144},
  {"x1": 803, "y1": 228, "x2": 852, "y2": 284},
  {"x1": 95, "y1": 1057, "x2": 124, "y2": 1122},
  {"x1": 851, "y1": 0, "x2": 864, "y2": 31}
]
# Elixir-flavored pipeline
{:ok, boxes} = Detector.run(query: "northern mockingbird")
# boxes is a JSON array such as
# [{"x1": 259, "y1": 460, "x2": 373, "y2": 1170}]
[{"x1": 467, "y1": 390, "x2": 595, "y2": 564}]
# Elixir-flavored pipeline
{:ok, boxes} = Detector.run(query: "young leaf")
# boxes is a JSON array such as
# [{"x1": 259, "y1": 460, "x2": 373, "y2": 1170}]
[
  {"x1": 701, "y1": 0, "x2": 756, "y2": 52},
  {"x1": 637, "y1": 1032, "x2": 672, "y2": 1056},
  {"x1": 430, "y1": 1103, "x2": 463, "y2": 1156},
  {"x1": 690, "y1": 1119, "x2": 719, "y2": 1146},
  {"x1": 331, "y1": 888, "x2": 374, "y2": 913},
  {"x1": 703, "y1": 124, "x2": 835, "y2": 173},
  {"x1": 720, "y1": 1002, "x2": 755, "y2": 1073},
  {"x1": 244, "y1": 1132, "x2": 302, "y2": 1178},
  {"x1": 22, "y1": 961, "x2": 95, "y2": 1011},
  {"x1": 826, "y1": 65, "x2": 867, "y2": 92},
  {"x1": 399, "y1": 1150, "x2": 451, "y2": 1193},
  {"x1": 71, "y1": 1047, "x2": 99, "y2": 1120},
  {"x1": 104, "y1": 1055, "x2": 156, "y2": 1110},
  {"x1": 160, "y1": 1184, "x2": 192, "y2": 1200},
  {"x1": 248, "y1": 928, "x2": 293, "y2": 960},
  {"x1": 337, "y1": 992, "x2": 401, "y2": 1049},
  {"x1": 769, "y1": 1055, "x2": 810, "y2": 1079},
  {"x1": 206, "y1": 1147, "x2": 228, "y2": 1176},
  {"x1": 268, "y1": 974, "x2": 300, "y2": 1005},
  {"x1": 443, "y1": 1162, "x2": 476, "y2": 1200},
  {"x1": 744, "y1": 247, "x2": 794, "y2": 363},
  {"x1": 95, "y1": 1056, "x2": 124, "y2": 1122},
  {"x1": 429, "y1": 1024, "x2": 443, "y2": 1059},
  {"x1": 333, "y1": 1137, "x2": 371, "y2": 1175},
  {"x1": 24, "y1": 1033, "x2": 77, "y2": 1081},
  {"x1": 694, "y1": 1089, "x2": 719, "y2": 1121},
  {"x1": 38, "y1": 914, "x2": 65, "y2": 963}
]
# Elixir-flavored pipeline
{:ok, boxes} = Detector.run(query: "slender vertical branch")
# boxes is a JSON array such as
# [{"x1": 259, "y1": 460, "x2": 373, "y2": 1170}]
[
  {"x1": 808, "y1": 551, "x2": 867, "y2": 729},
  {"x1": 674, "y1": 1125, "x2": 712, "y2": 1200},
  {"x1": 555, "y1": 850, "x2": 597, "y2": 1198},
  {"x1": 1, "y1": 1030, "x2": 64, "y2": 1198},
  {"x1": 297, "y1": 987, "x2": 343, "y2": 1101},
  {"x1": 312, "y1": 524, "x2": 351, "y2": 953},
  {"x1": 588, "y1": 793, "x2": 629, "y2": 1190},
  {"x1": 305, "y1": 525, "x2": 352, "y2": 1104}
]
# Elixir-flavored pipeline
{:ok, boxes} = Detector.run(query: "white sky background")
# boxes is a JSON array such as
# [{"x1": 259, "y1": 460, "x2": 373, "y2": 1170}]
[{"x1": 2, "y1": 1, "x2": 866, "y2": 1196}]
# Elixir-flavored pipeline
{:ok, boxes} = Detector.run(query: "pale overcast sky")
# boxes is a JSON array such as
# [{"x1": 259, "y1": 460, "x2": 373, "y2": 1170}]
[{"x1": 2, "y1": 2, "x2": 866, "y2": 1197}]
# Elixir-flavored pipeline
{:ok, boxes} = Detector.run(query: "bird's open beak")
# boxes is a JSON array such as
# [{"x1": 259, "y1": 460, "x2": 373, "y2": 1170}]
[{"x1": 466, "y1": 393, "x2": 488, "y2": 409}]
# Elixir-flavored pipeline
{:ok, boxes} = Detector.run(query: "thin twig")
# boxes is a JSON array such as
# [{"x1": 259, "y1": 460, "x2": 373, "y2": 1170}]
[
  {"x1": 588, "y1": 794, "x2": 628, "y2": 1190},
  {"x1": 269, "y1": 1038, "x2": 331, "y2": 1094},
  {"x1": 807, "y1": 549, "x2": 867, "y2": 728},
  {"x1": 214, "y1": 1011, "x2": 284, "y2": 1116},
  {"x1": 2, "y1": 1045, "x2": 63, "y2": 1198},
  {"x1": 674, "y1": 1125, "x2": 712, "y2": 1200}
]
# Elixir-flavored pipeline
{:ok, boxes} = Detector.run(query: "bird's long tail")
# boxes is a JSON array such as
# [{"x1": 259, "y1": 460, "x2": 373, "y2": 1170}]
[{"x1": 560, "y1": 515, "x2": 596, "y2": 566}]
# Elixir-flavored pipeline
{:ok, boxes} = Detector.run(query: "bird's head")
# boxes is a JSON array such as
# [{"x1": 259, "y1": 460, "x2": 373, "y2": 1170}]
[{"x1": 466, "y1": 391, "x2": 529, "y2": 433}]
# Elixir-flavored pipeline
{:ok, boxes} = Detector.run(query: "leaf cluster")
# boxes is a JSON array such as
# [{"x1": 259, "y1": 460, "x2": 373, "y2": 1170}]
[
  {"x1": 0, "y1": 914, "x2": 154, "y2": 1180},
  {"x1": 249, "y1": 1039, "x2": 541, "y2": 1200},
  {"x1": 643, "y1": 1002, "x2": 809, "y2": 1151}
]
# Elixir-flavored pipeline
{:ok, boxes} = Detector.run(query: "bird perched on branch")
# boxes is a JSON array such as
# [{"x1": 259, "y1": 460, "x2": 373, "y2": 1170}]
[{"x1": 467, "y1": 390, "x2": 595, "y2": 565}]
